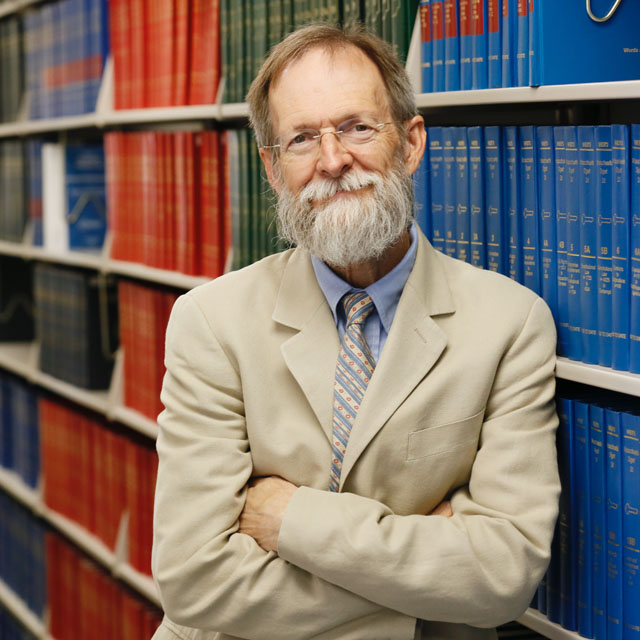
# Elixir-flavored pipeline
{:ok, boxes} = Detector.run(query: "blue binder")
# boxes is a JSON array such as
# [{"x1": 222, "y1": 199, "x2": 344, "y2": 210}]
[
  {"x1": 554, "y1": 127, "x2": 570, "y2": 357},
  {"x1": 471, "y1": 0, "x2": 488, "y2": 89},
  {"x1": 519, "y1": 125, "x2": 540, "y2": 294},
  {"x1": 505, "y1": 126, "x2": 521, "y2": 283},
  {"x1": 413, "y1": 136, "x2": 430, "y2": 237},
  {"x1": 428, "y1": 127, "x2": 446, "y2": 253},
  {"x1": 631, "y1": 125, "x2": 640, "y2": 373},
  {"x1": 459, "y1": 0, "x2": 473, "y2": 90},
  {"x1": 488, "y1": 0, "x2": 502, "y2": 88},
  {"x1": 420, "y1": 0, "x2": 433, "y2": 93},
  {"x1": 455, "y1": 127, "x2": 470, "y2": 263},
  {"x1": 515, "y1": 0, "x2": 528, "y2": 86},
  {"x1": 444, "y1": 0, "x2": 460, "y2": 91},
  {"x1": 484, "y1": 126, "x2": 505, "y2": 274},
  {"x1": 468, "y1": 126, "x2": 486, "y2": 268},
  {"x1": 432, "y1": 0, "x2": 446, "y2": 91},
  {"x1": 443, "y1": 127, "x2": 458, "y2": 258},
  {"x1": 501, "y1": 0, "x2": 516, "y2": 87}
]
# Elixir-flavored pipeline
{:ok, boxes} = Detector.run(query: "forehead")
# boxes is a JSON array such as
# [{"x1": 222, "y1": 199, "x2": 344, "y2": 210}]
[{"x1": 268, "y1": 46, "x2": 390, "y2": 133}]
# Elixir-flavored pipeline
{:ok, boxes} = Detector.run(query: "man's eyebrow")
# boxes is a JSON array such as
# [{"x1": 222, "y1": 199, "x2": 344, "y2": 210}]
[{"x1": 286, "y1": 112, "x2": 379, "y2": 131}]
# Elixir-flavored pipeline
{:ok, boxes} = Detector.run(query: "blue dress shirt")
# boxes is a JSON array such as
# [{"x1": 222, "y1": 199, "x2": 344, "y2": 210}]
[{"x1": 311, "y1": 223, "x2": 418, "y2": 363}]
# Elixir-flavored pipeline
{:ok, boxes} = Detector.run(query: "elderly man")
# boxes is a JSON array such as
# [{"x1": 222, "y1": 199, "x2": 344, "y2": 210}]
[{"x1": 151, "y1": 24, "x2": 560, "y2": 640}]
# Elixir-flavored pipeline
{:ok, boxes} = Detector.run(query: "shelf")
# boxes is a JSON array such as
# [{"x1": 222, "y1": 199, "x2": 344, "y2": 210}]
[
  {"x1": 110, "y1": 405, "x2": 158, "y2": 440},
  {"x1": 556, "y1": 357, "x2": 640, "y2": 397},
  {"x1": 0, "y1": 0, "x2": 43, "y2": 19},
  {"x1": 416, "y1": 80, "x2": 640, "y2": 109},
  {"x1": 0, "y1": 467, "x2": 161, "y2": 608},
  {"x1": 517, "y1": 609, "x2": 581, "y2": 640},
  {"x1": 106, "y1": 259, "x2": 209, "y2": 290},
  {"x1": 0, "y1": 578, "x2": 45, "y2": 638}
]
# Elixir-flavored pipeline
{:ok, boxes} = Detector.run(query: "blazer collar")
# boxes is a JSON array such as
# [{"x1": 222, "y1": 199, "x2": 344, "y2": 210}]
[{"x1": 273, "y1": 231, "x2": 456, "y2": 481}]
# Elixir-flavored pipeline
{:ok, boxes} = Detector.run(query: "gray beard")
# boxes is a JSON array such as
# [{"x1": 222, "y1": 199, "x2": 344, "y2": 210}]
[{"x1": 275, "y1": 163, "x2": 414, "y2": 269}]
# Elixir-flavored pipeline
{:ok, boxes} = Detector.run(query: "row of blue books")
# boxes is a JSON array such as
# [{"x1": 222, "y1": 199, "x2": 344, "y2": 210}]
[
  {"x1": 419, "y1": 0, "x2": 640, "y2": 93},
  {"x1": 0, "y1": 372, "x2": 39, "y2": 491},
  {"x1": 531, "y1": 387, "x2": 640, "y2": 640},
  {"x1": 413, "y1": 124, "x2": 640, "y2": 374},
  {"x1": 0, "y1": 490, "x2": 47, "y2": 620},
  {"x1": 22, "y1": 0, "x2": 109, "y2": 119}
]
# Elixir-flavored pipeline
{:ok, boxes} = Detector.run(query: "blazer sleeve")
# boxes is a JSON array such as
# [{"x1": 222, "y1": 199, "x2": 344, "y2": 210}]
[
  {"x1": 277, "y1": 296, "x2": 561, "y2": 629},
  {"x1": 152, "y1": 294, "x2": 417, "y2": 639}
]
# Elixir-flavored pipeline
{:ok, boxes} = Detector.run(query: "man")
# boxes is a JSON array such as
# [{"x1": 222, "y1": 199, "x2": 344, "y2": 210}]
[{"x1": 151, "y1": 24, "x2": 560, "y2": 640}]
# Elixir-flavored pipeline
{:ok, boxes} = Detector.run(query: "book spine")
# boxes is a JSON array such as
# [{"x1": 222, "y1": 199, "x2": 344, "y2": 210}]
[
  {"x1": 431, "y1": 0, "x2": 445, "y2": 91},
  {"x1": 554, "y1": 126, "x2": 569, "y2": 357},
  {"x1": 459, "y1": 0, "x2": 472, "y2": 90},
  {"x1": 455, "y1": 127, "x2": 470, "y2": 263},
  {"x1": 578, "y1": 126, "x2": 599, "y2": 365},
  {"x1": 443, "y1": 0, "x2": 460, "y2": 91},
  {"x1": 470, "y1": 0, "x2": 488, "y2": 89},
  {"x1": 536, "y1": 126, "x2": 557, "y2": 321},
  {"x1": 605, "y1": 408, "x2": 623, "y2": 640},
  {"x1": 527, "y1": 0, "x2": 534, "y2": 86},
  {"x1": 519, "y1": 125, "x2": 540, "y2": 294},
  {"x1": 565, "y1": 127, "x2": 583, "y2": 362},
  {"x1": 468, "y1": 126, "x2": 485, "y2": 268},
  {"x1": 484, "y1": 125, "x2": 504, "y2": 274},
  {"x1": 595, "y1": 126, "x2": 614, "y2": 368},
  {"x1": 419, "y1": 0, "x2": 432, "y2": 93},
  {"x1": 611, "y1": 124, "x2": 630, "y2": 372},
  {"x1": 501, "y1": 0, "x2": 514, "y2": 87},
  {"x1": 589, "y1": 403, "x2": 607, "y2": 639},
  {"x1": 631, "y1": 125, "x2": 640, "y2": 373},
  {"x1": 573, "y1": 400, "x2": 592, "y2": 639},
  {"x1": 515, "y1": 0, "x2": 528, "y2": 86},
  {"x1": 504, "y1": 126, "x2": 521, "y2": 283},
  {"x1": 622, "y1": 412, "x2": 640, "y2": 639},
  {"x1": 443, "y1": 127, "x2": 457, "y2": 259},
  {"x1": 487, "y1": 0, "x2": 501, "y2": 88},
  {"x1": 428, "y1": 127, "x2": 446, "y2": 253},
  {"x1": 413, "y1": 137, "x2": 430, "y2": 237}
]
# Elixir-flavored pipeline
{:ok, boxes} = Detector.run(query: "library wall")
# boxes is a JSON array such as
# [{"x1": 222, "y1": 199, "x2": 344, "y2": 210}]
[{"x1": 0, "y1": 1, "x2": 639, "y2": 639}]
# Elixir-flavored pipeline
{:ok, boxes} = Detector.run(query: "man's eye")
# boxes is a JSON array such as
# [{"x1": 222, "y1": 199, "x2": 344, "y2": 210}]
[{"x1": 290, "y1": 133, "x2": 311, "y2": 146}]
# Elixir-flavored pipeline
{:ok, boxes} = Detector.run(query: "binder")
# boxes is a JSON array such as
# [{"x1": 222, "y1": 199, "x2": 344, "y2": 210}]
[
  {"x1": 485, "y1": 125, "x2": 505, "y2": 274},
  {"x1": 505, "y1": 126, "x2": 521, "y2": 283},
  {"x1": 428, "y1": 127, "x2": 446, "y2": 254},
  {"x1": 470, "y1": 0, "x2": 488, "y2": 89},
  {"x1": 459, "y1": 0, "x2": 473, "y2": 90},
  {"x1": 487, "y1": 0, "x2": 502, "y2": 88},
  {"x1": 431, "y1": 0, "x2": 445, "y2": 91},
  {"x1": 468, "y1": 126, "x2": 486, "y2": 268},
  {"x1": 554, "y1": 126, "x2": 570, "y2": 356},
  {"x1": 519, "y1": 125, "x2": 540, "y2": 294},
  {"x1": 444, "y1": 0, "x2": 460, "y2": 91},
  {"x1": 420, "y1": 0, "x2": 433, "y2": 93},
  {"x1": 454, "y1": 127, "x2": 470, "y2": 263},
  {"x1": 515, "y1": 0, "x2": 528, "y2": 86},
  {"x1": 631, "y1": 125, "x2": 640, "y2": 373},
  {"x1": 443, "y1": 127, "x2": 457, "y2": 258}
]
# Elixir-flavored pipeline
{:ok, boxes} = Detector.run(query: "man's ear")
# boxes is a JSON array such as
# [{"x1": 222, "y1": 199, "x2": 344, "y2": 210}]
[
  {"x1": 259, "y1": 147, "x2": 283, "y2": 195},
  {"x1": 403, "y1": 114, "x2": 427, "y2": 176}
]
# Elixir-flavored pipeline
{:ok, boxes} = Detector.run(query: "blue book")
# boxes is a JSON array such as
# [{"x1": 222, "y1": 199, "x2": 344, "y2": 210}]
[
  {"x1": 596, "y1": 126, "x2": 614, "y2": 368},
  {"x1": 487, "y1": 0, "x2": 501, "y2": 88},
  {"x1": 565, "y1": 127, "x2": 583, "y2": 362},
  {"x1": 431, "y1": 0, "x2": 446, "y2": 91},
  {"x1": 459, "y1": 0, "x2": 473, "y2": 90},
  {"x1": 444, "y1": 0, "x2": 460, "y2": 91},
  {"x1": 420, "y1": 1, "x2": 433, "y2": 93},
  {"x1": 505, "y1": 126, "x2": 521, "y2": 283},
  {"x1": 428, "y1": 127, "x2": 446, "y2": 253},
  {"x1": 501, "y1": 0, "x2": 515, "y2": 87},
  {"x1": 605, "y1": 407, "x2": 623, "y2": 640},
  {"x1": 519, "y1": 125, "x2": 540, "y2": 294},
  {"x1": 530, "y1": 0, "x2": 640, "y2": 86},
  {"x1": 470, "y1": 0, "x2": 488, "y2": 89},
  {"x1": 468, "y1": 126, "x2": 486, "y2": 268},
  {"x1": 527, "y1": 0, "x2": 534, "y2": 86},
  {"x1": 536, "y1": 126, "x2": 557, "y2": 321},
  {"x1": 554, "y1": 127, "x2": 570, "y2": 357},
  {"x1": 578, "y1": 126, "x2": 599, "y2": 365},
  {"x1": 414, "y1": 135, "x2": 430, "y2": 237},
  {"x1": 611, "y1": 125, "x2": 630, "y2": 372},
  {"x1": 65, "y1": 144, "x2": 107, "y2": 250},
  {"x1": 484, "y1": 126, "x2": 505, "y2": 274},
  {"x1": 85, "y1": 0, "x2": 109, "y2": 113},
  {"x1": 590, "y1": 403, "x2": 607, "y2": 640},
  {"x1": 622, "y1": 411, "x2": 640, "y2": 640},
  {"x1": 515, "y1": 0, "x2": 528, "y2": 86},
  {"x1": 455, "y1": 127, "x2": 470, "y2": 263},
  {"x1": 631, "y1": 125, "x2": 640, "y2": 374},
  {"x1": 573, "y1": 400, "x2": 592, "y2": 639},
  {"x1": 443, "y1": 127, "x2": 458, "y2": 259}
]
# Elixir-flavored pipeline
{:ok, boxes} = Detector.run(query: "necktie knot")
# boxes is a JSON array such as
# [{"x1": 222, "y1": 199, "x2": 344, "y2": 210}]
[{"x1": 342, "y1": 292, "x2": 374, "y2": 328}]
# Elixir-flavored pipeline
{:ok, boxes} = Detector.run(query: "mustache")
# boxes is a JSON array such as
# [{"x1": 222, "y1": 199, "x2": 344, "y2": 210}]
[{"x1": 297, "y1": 169, "x2": 384, "y2": 205}]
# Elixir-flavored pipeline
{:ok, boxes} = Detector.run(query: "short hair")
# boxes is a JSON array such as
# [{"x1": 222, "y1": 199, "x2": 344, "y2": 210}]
[{"x1": 246, "y1": 23, "x2": 418, "y2": 148}]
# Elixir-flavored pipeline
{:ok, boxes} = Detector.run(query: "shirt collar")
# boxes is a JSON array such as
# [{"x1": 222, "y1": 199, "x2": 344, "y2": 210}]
[{"x1": 311, "y1": 223, "x2": 418, "y2": 333}]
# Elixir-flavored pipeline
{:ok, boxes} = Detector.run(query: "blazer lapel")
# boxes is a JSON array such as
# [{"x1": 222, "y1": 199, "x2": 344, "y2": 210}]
[
  {"x1": 274, "y1": 248, "x2": 339, "y2": 442},
  {"x1": 340, "y1": 234, "x2": 456, "y2": 488}
]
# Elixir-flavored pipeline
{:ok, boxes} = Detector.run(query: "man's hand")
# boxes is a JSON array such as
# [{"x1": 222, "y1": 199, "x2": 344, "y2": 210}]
[
  {"x1": 429, "y1": 500, "x2": 453, "y2": 518},
  {"x1": 239, "y1": 476, "x2": 298, "y2": 552}
]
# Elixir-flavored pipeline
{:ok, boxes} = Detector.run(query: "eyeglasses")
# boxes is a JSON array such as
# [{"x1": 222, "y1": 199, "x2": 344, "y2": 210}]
[{"x1": 261, "y1": 119, "x2": 394, "y2": 159}]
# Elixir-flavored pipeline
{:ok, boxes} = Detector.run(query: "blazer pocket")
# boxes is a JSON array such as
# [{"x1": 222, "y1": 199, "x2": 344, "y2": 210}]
[{"x1": 407, "y1": 409, "x2": 485, "y2": 461}]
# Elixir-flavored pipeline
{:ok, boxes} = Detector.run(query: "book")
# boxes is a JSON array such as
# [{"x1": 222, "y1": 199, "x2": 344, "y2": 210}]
[
  {"x1": 487, "y1": 0, "x2": 501, "y2": 88},
  {"x1": 0, "y1": 257, "x2": 34, "y2": 342},
  {"x1": 428, "y1": 126, "x2": 446, "y2": 254},
  {"x1": 554, "y1": 126, "x2": 570, "y2": 357},
  {"x1": 515, "y1": 0, "x2": 528, "y2": 86},
  {"x1": 485, "y1": 125, "x2": 505, "y2": 274},
  {"x1": 413, "y1": 135, "x2": 430, "y2": 236},
  {"x1": 468, "y1": 126, "x2": 486, "y2": 268},
  {"x1": 470, "y1": 0, "x2": 488, "y2": 89},
  {"x1": 631, "y1": 125, "x2": 640, "y2": 373},
  {"x1": 454, "y1": 127, "x2": 470, "y2": 263},
  {"x1": 519, "y1": 125, "x2": 540, "y2": 294},
  {"x1": 504, "y1": 126, "x2": 521, "y2": 283},
  {"x1": 443, "y1": 127, "x2": 457, "y2": 258},
  {"x1": 459, "y1": 0, "x2": 472, "y2": 90},
  {"x1": 578, "y1": 126, "x2": 598, "y2": 365},
  {"x1": 501, "y1": 0, "x2": 515, "y2": 87},
  {"x1": 443, "y1": 0, "x2": 460, "y2": 91},
  {"x1": 419, "y1": 0, "x2": 432, "y2": 93},
  {"x1": 431, "y1": 0, "x2": 445, "y2": 91}
]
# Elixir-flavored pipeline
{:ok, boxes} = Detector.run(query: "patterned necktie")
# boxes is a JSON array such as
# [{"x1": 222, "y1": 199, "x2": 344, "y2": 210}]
[{"x1": 329, "y1": 292, "x2": 376, "y2": 492}]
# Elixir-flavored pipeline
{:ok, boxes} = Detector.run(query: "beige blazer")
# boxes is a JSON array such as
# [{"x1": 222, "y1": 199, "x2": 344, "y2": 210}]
[{"x1": 151, "y1": 231, "x2": 561, "y2": 640}]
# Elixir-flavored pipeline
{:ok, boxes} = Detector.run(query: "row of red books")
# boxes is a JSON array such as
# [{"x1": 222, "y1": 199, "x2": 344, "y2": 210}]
[
  {"x1": 46, "y1": 532, "x2": 162, "y2": 640},
  {"x1": 40, "y1": 397, "x2": 157, "y2": 575},
  {"x1": 118, "y1": 280, "x2": 178, "y2": 423},
  {"x1": 109, "y1": 0, "x2": 220, "y2": 109},
  {"x1": 105, "y1": 130, "x2": 230, "y2": 278}
]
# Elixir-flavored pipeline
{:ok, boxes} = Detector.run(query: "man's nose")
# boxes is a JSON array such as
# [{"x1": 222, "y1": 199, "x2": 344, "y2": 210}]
[{"x1": 315, "y1": 132, "x2": 353, "y2": 178}]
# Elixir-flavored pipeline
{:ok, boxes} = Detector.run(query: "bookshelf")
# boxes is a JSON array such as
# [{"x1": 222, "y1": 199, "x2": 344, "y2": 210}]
[{"x1": 0, "y1": 2, "x2": 638, "y2": 640}]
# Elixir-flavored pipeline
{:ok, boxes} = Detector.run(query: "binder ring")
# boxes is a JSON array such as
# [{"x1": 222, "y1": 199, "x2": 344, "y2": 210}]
[{"x1": 586, "y1": 0, "x2": 623, "y2": 22}]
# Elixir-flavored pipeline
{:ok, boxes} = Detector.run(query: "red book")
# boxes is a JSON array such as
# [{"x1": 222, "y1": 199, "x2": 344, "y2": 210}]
[
  {"x1": 108, "y1": 0, "x2": 131, "y2": 109},
  {"x1": 79, "y1": 560, "x2": 100, "y2": 639},
  {"x1": 130, "y1": 0, "x2": 146, "y2": 108},
  {"x1": 121, "y1": 590, "x2": 144, "y2": 640},
  {"x1": 140, "y1": 132, "x2": 158, "y2": 267},
  {"x1": 221, "y1": 131, "x2": 232, "y2": 273},
  {"x1": 174, "y1": 0, "x2": 191, "y2": 105},
  {"x1": 199, "y1": 132, "x2": 222, "y2": 277},
  {"x1": 162, "y1": 133, "x2": 176, "y2": 271},
  {"x1": 189, "y1": 0, "x2": 221, "y2": 105},
  {"x1": 174, "y1": 132, "x2": 198, "y2": 274},
  {"x1": 92, "y1": 421, "x2": 109, "y2": 544},
  {"x1": 138, "y1": 446, "x2": 157, "y2": 575},
  {"x1": 45, "y1": 534, "x2": 64, "y2": 639},
  {"x1": 123, "y1": 133, "x2": 138, "y2": 262},
  {"x1": 119, "y1": 280, "x2": 134, "y2": 413},
  {"x1": 80, "y1": 414, "x2": 96, "y2": 534},
  {"x1": 108, "y1": 429, "x2": 128, "y2": 548},
  {"x1": 125, "y1": 439, "x2": 141, "y2": 572},
  {"x1": 148, "y1": 0, "x2": 175, "y2": 106}
]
